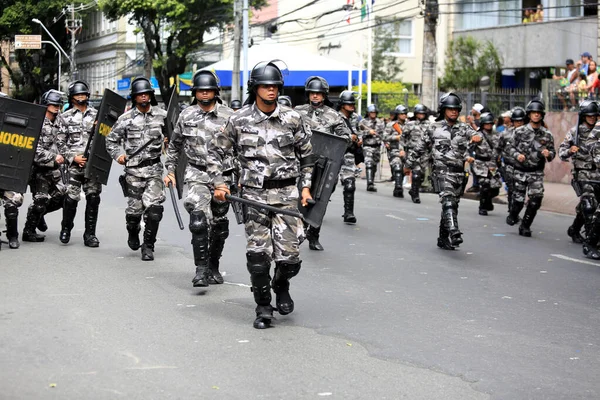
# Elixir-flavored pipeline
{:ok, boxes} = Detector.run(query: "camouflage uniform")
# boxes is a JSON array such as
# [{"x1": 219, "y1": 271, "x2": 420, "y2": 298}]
[
  {"x1": 362, "y1": 117, "x2": 384, "y2": 191},
  {"x1": 207, "y1": 103, "x2": 313, "y2": 318},
  {"x1": 383, "y1": 121, "x2": 404, "y2": 168},
  {"x1": 338, "y1": 112, "x2": 363, "y2": 223},
  {"x1": 407, "y1": 119, "x2": 478, "y2": 248},
  {"x1": 403, "y1": 119, "x2": 432, "y2": 201},
  {"x1": 471, "y1": 128, "x2": 502, "y2": 214},
  {"x1": 106, "y1": 105, "x2": 167, "y2": 255},
  {"x1": 0, "y1": 190, "x2": 23, "y2": 248},
  {"x1": 506, "y1": 123, "x2": 556, "y2": 235},
  {"x1": 496, "y1": 125, "x2": 518, "y2": 212},
  {"x1": 165, "y1": 102, "x2": 235, "y2": 285}
]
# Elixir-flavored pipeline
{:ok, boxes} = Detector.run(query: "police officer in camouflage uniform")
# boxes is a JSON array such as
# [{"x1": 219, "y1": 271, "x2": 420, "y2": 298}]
[
  {"x1": 402, "y1": 104, "x2": 431, "y2": 203},
  {"x1": 164, "y1": 70, "x2": 235, "y2": 286},
  {"x1": 506, "y1": 100, "x2": 556, "y2": 237},
  {"x1": 295, "y1": 76, "x2": 351, "y2": 251},
  {"x1": 406, "y1": 93, "x2": 481, "y2": 250},
  {"x1": 363, "y1": 104, "x2": 384, "y2": 192},
  {"x1": 497, "y1": 107, "x2": 526, "y2": 218},
  {"x1": 471, "y1": 112, "x2": 502, "y2": 216},
  {"x1": 106, "y1": 77, "x2": 167, "y2": 261},
  {"x1": 230, "y1": 100, "x2": 242, "y2": 111},
  {"x1": 208, "y1": 60, "x2": 314, "y2": 329},
  {"x1": 277, "y1": 95, "x2": 293, "y2": 107},
  {"x1": 559, "y1": 100, "x2": 600, "y2": 245},
  {"x1": 56, "y1": 80, "x2": 101, "y2": 247},
  {"x1": 383, "y1": 105, "x2": 408, "y2": 198},
  {"x1": 22, "y1": 90, "x2": 66, "y2": 243}
]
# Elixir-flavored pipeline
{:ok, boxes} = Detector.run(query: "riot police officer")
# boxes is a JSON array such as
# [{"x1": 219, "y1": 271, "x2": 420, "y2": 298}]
[
  {"x1": 230, "y1": 100, "x2": 242, "y2": 111},
  {"x1": 471, "y1": 112, "x2": 502, "y2": 215},
  {"x1": 383, "y1": 105, "x2": 408, "y2": 197},
  {"x1": 406, "y1": 93, "x2": 481, "y2": 250},
  {"x1": 106, "y1": 77, "x2": 168, "y2": 261},
  {"x1": 402, "y1": 104, "x2": 431, "y2": 203},
  {"x1": 22, "y1": 90, "x2": 66, "y2": 242},
  {"x1": 277, "y1": 95, "x2": 293, "y2": 107},
  {"x1": 497, "y1": 106, "x2": 526, "y2": 218},
  {"x1": 56, "y1": 80, "x2": 101, "y2": 247},
  {"x1": 164, "y1": 70, "x2": 235, "y2": 286},
  {"x1": 559, "y1": 100, "x2": 600, "y2": 246},
  {"x1": 363, "y1": 104, "x2": 384, "y2": 192},
  {"x1": 506, "y1": 100, "x2": 556, "y2": 237},
  {"x1": 295, "y1": 76, "x2": 351, "y2": 251},
  {"x1": 207, "y1": 60, "x2": 314, "y2": 329}
]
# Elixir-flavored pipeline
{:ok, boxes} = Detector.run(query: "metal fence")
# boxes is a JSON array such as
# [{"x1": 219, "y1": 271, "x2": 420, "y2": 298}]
[{"x1": 452, "y1": 88, "x2": 542, "y2": 116}]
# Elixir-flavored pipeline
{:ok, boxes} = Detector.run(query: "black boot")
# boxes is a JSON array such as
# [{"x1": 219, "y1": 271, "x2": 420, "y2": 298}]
[
  {"x1": 83, "y1": 193, "x2": 100, "y2": 247},
  {"x1": 443, "y1": 199, "x2": 462, "y2": 246},
  {"x1": 519, "y1": 198, "x2": 541, "y2": 237},
  {"x1": 409, "y1": 171, "x2": 422, "y2": 203},
  {"x1": 4, "y1": 206, "x2": 20, "y2": 249},
  {"x1": 437, "y1": 223, "x2": 455, "y2": 250},
  {"x1": 366, "y1": 166, "x2": 377, "y2": 192},
  {"x1": 38, "y1": 194, "x2": 64, "y2": 232},
  {"x1": 392, "y1": 167, "x2": 404, "y2": 198},
  {"x1": 342, "y1": 179, "x2": 357, "y2": 224},
  {"x1": 126, "y1": 214, "x2": 142, "y2": 250},
  {"x1": 208, "y1": 219, "x2": 229, "y2": 284},
  {"x1": 190, "y1": 211, "x2": 210, "y2": 287},
  {"x1": 485, "y1": 188, "x2": 498, "y2": 211},
  {"x1": 583, "y1": 217, "x2": 600, "y2": 259},
  {"x1": 272, "y1": 260, "x2": 301, "y2": 315},
  {"x1": 307, "y1": 225, "x2": 324, "y2": 251},
  {"x1": 247, "y1": 252, "x2": 273, "y2": 329},
  {"x1": 568, "y1": 211, "x2": 585, "y2": 244},
  {"x1": 60, "y1": 197, "x2": 78, "y2": 244},
  {"x1": 141, "y1": 205, "x2": 163, "y2": 261},
  {"x1": 506, "y1": 200, "x2": 524, "y2": 226},
  {"x1": 22, "y1": 199, "x2": 46, "y2": 242}
]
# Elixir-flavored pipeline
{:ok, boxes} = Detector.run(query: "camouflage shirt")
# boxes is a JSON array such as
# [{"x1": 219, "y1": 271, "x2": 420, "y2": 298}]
[
  {"x1": 407, "y1": 119, "x2": 478, "y2": 170},
  {"x1": 362, "y1": 117, "x2": 384, "y2": 147},
  {"x1": 106, "y1": 105, "x2": 167, "y2": 177},
  {"x1": 497, "y1": 126, "x2": 518, "y2": 165},
  {"x1": 472, "y1": 128, "x2": 501, "y2": 171},
  {"x1": 207, "y1": 104, "x2": 313, "y2": 189},
  {"x1": 559, "y1": 124, "x2": 598, "y2": 171},
  {"x1": 295, "y1": 104, "x2": 350, "y2": 142},
  {"x1": 34, "y1": 116, "x2": 60, "y2": 168},
  {"x1": 507, "y1": 123, "x2": 556, "y2": 171},
  {"x1": 401, "y1": 119, "x2": 430, "y2": 152},
  {"x1": 383, "y1": 121, "x2": 404, "y2": 149},
  {"x1": 56, "y1": 106, "x2": 98, "y2": 164},
  {"x1": 165, "y1": 103, "x2": 234, "y2": 174}
]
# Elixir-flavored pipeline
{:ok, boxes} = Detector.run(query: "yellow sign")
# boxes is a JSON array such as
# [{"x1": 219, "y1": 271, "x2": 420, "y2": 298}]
[
  {"x1": 0, "y1": 131, "x2": 36, "y2": 149},
  {"x1": 14, "y1": 35, "x2": 42, "y2": 50}
]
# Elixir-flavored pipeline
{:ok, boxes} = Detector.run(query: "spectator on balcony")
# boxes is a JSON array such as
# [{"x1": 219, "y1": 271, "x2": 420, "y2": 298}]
[
  {"x1": 555, "y1": 59, "x2": 579, "y2": 111},
  {"x1": 585, "y1": 60, "x2": 598, "y2": 96},
  {"x1": 522, "y1": 8, "x2": 534, "y2": 23},
  {"x1": 577, "y1": 52, "x2": 592, "y2": 75},
  {"x1": 532, "y1": 4, "x2": 544, "y2": 22}
]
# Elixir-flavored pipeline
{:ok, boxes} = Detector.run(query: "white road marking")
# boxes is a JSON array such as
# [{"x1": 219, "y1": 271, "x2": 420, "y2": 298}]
[
  {"x1": 224, "y1": 281, "x2": 251, "y2": 288},
  {"x1": 551, "y1": 254, "x2": 600, "y2": 267},
  {"x1": 385, "y1": 214, "x2": 405, "y2": 221}
]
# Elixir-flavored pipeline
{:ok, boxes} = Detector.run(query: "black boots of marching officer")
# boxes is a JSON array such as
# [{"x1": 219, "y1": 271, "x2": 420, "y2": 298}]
[
  {"x1": 37, "y1": 195, "x2": 64, "y2": 233},
  {"x1": 141, "y1": 204, "x2": 163, "y2": 261},
  {"x1": 247, "y1": 252, "x2": 273, "y2": 329},
  {"x1": 583, "y1": 214, "x2": 600, "y2": 259},
  {"x1": 22, "y1": 198, "x2": 47, "y2": 242},
  {"x1": 519, "y1": 197, "x2": 542, "y2": 237},
  {"x1": 272, "y1": 260, "x2": 301, "y2": 316},
  {"x1": 4, "y1": 206, "x2": 20, "y2": 249},
  {"x1": 409, "y1": 171, "x2": 422, "y2": 203},
  {"x1": 568, "y1": 211, "x2": 585, "y2": 244},
  {"x1": 306, "y1": 225, "x2": 324, "y2": 251},
  {"x1": 478, "y1": 186, "x2": 493, "y2": 215},
  {"x1": 392, "y1": 165, "x2": 404, "y2": 198},
  {"x1": 437, "y1": 199, "x2": 463, "y2": 250},
  {"x1": 190, "y1": 210, "x2": 209, "y2": 286},
  {"x1": 208, "y1": 218, "x2": 229, "y2": 284},
  {"x1": 126, "y1": 214, "x2": 142, "y2": 250},
  {"x1": 569, "y1": 193, "x2": 595, "y2": 243},
  {"x1": 60, "y1": 197, "x2": 78, "y2": 244},
  {"x1": 342, "y1": 178, "x2": 357, "y2": 223},
  {"x1": 83, "y1": 193, "x2": 100, "y2": 247},
  {"x1": 366, "y1": 165, "x2": 377, "y2": 192},
  {"x1": 506, "y1": 199, "x2": 524, "y2": 226}
]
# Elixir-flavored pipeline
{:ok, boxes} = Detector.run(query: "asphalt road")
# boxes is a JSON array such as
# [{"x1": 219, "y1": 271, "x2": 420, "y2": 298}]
[{"x1": 1, "y1": 174, "x2": 599, "y2": 399}]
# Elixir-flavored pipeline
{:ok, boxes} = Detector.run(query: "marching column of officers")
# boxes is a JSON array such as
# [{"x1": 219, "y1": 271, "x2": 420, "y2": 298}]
[{"x1": 3, "y1": 64, "x2": 600, "y2": 329}]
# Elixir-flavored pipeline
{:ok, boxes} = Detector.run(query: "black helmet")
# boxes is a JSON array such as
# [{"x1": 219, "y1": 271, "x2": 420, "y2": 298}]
[
  {"x1": 248, "y1": 60, "x2": 284, "y2": 89},
  {"x1": 130, "y1": 77, "x2": 158, "y2": 106},
  {"x1": 393, "y1": 105, "x2": 408, "y2": 115},
  {"x1": 480, "y1": 112, "x2": 495, "y2": 125},
  {"x1": 438, "y1": 92, "x2": 462, "y2": 112},
  {"x1": 305, "y1": 76, "x2": 329, "y2": 94},
  {"x1": 413, "y1": 104, "x2": 427, "y2": 114},
  {"x1": 41, "y1": 90, "x2": 64, "y2": 106},
  {"x1": 579, "y1": 100, "x2": 599, "y2": 117},
  {"x1": 525, "y1": 99, "x2": 545, "y2": 115},
  {"x1": 511, "y1": 107, "x2": 526, "y2": 121},
  {"x1": 278, "y1": 95, "x2": 293, "y2": 107},
  {"x1": 366, "y1": 104, "x2": 379, "y2": 114},
  {"x1": 68, "y1": 80, "x2": 90, "y2": 97},
  {"x1": 192, "y1": 70, "x2": 220, "y2": 93},
  {"x1": 230, "y1": 100, "x2": 242, "y2": 110},
  {"x1": 338, "y1": 90, "x2": 356, "y2": 105}
]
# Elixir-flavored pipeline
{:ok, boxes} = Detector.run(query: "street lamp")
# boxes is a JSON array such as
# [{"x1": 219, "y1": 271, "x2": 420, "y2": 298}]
[
  {"x1": 31, "y1": 18, "x2": 74, "y2": 84},
  {"x1": 479, "y1": 75, "x2": 490, "y2": 105}
]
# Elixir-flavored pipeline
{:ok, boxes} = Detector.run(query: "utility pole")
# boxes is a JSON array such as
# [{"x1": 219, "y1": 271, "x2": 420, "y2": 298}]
[
  {"x1": 65, "y1": 3, "x2": 80, "y2": 80},
  {"x1": 241, "y1": 0, "x2": 249, "y2": 103},
  {"x1": 232, "y1": 0, "x2": 242, "y2": 101},
  {"x1": 421, "y1": 0, "x2": 439, "y2": 110}
]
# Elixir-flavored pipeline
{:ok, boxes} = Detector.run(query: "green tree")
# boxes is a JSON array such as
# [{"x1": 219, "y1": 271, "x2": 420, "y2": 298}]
[
  {"x1": 100, "y1": 0, "x2": 266, "y2": 101},
  {"x1": 353, "y1": 81, "x2": 419, "y2": 115},
  {"x1": 0, "y1": 0, "x2": 82, "y2": 100},
  {"x1": 440, "y1": 36, "x2": 502, "y2": 90},
  {"x1": 371, "y1": 18, "x2": 405, "y2": 81}
]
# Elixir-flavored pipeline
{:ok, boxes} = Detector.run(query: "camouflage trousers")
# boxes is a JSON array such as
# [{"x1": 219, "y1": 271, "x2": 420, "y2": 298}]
[
  {"x1": 31, "y1": 168, "x2": 65, "y2": 202},
  {"x1": 512, "y1": 170, "x2": 544, "y2": 203},
  {"x1": 387, "y1": 147, "x2": 403, "y2": 169},
  {"x1": 183, "y1": 165, "x2": 213, "y2": 218},
  {"x1": 339, "y1": 153, "x2": 357, "y2": 182},
  {"x1": 473, "y1": 162, "x2": 502, "y2": 192},
  {"x1": 66, "y1": 164, "x2": 102, "y2": 202},
  {"x1": 363, "y1": 145, "x2": 381, "y2": 168},
  {"x1": 503, "y1": 164, "x2": 515, "y2": 193},
  {"x1": 432, "y1": 169, "x2": 466, "y2": 203},
  {"x1": 125, "y1": 173, "x2": 166, "y2": 216},
  {"x1": 243, "y1": 185, "x2": 304, "y2": 263},
  {"x1": 0, "y1": 190, "x2": 23, "y2": 209}
]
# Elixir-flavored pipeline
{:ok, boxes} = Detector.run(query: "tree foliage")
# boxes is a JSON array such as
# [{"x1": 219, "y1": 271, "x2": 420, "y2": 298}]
[
  {"x1": 353, "y1": 81, "x2": 419, "y2": 115},
  {"x1": 371, "y1": 18, "x2": 405, "y2": 82},
  {"x1": 100, "y1": 0, "x2": 266, "y2": 102},
  {"x1": 440, "y1": 36, "x2": 503, "y2": 91},
  {"x1": 0, "y1": 0, "x2": 82, "y2": 100}
]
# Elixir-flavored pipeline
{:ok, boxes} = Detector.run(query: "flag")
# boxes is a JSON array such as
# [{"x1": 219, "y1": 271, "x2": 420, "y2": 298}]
[
  {"x1": 361, "y1": 0, "x2": 367, "y2": 20},
  {"x1": 346, "y1": 0, "x2": 354, "y2": 23}
]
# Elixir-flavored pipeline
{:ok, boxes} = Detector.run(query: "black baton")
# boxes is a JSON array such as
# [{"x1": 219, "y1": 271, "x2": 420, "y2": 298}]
[
  {"x1": 225, "y1": 194, "x2": 305, "y2": 220},
  {"x1": 168, "y1": 184, "x2": 185, "y2": 230}
]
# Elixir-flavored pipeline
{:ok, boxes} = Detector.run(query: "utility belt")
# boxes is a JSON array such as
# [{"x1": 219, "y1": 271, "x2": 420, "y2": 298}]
[
  {"x1": 475, "y1": 155, "x2": 492, "y2": 162},
  {"x1": 514, "y1": 165, "x2": 543, "y2": 173},
  {"x1": 435, "y1": 166, "x2": 465, "y2": 174},
  {"x1": 130, "y1": 157, "x2": 161, "y2": 169},
  {"x1": 189, "y1": 162, "x2": 207, "y2": 172},
  {"x1": 575, "y1": 166, "x2": 597, "y2": 172},
  {"x1": 260, "y1": 177, "x2": 296, "y2": 189},
  {"x1": 363, "y1": 142, "x2": 380, "y2": 148}
]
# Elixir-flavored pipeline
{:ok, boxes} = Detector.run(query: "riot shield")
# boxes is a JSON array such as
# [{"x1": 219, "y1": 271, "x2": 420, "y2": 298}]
[
  {"x1": 0, "y1": 97, "x2": 46, "y2": 192},
  {"x1": 299, "y1": 130, "x2": 348, "y2": 227},
  {"x1": 85, "y1": 89, "x2": 127, "y2": 184},
  {"x1": 164, "y1": 86, "x2": 186, "y2": 199}
]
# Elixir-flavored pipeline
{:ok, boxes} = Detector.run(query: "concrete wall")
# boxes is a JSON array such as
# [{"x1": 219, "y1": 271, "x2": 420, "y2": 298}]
[{"x1": 544, "y1": 112, "x2": 578, "y2": 184}]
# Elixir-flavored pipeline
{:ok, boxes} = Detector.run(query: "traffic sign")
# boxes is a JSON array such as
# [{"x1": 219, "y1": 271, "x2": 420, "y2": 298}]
[
  {"x1": 117, "y1": 78, "x2": 130, "y2": 91},
  {"x1": 14, "y1": 35, "x2": 42, "y2": 50}
]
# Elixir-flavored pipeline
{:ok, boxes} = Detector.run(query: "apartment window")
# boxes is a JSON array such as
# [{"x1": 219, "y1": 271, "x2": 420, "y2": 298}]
[{"x1": 379, "y1": 19, "x2": 414, "y2": 57}]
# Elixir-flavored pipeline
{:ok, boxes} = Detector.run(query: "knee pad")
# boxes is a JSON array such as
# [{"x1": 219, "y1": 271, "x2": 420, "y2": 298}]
[
  {"x1": 392, "y1": 165, "x2": 402, "y2": 174},
  {"x1": 246, "y1": 252, "x2": 271, "y2": 275},
  {"x1": 146, "y1": 205, "x2": 164, "y2": 222},
  {"x1": 528, "y1": 197, "x2": 542, "y2": 211},
  {"x1": 4, "y1": 205, "x2": 18, "y2": 219},
  {"x1": 211, "y1": 199, "x2": 230, "y2": 218},
  {"x1": 189, "y1": 210, "x2": 208, "y2": 235},
  {"x1": 581, "y1": 194, "x2": 597, "y2": 216},
  {"x1": 126, "y1": 214, "x2": 142, "y2": 225},
  {"x1": 442, "y1": 199, "x2": 456, "y2": 211},
  {"x1": 212, "y1": 219, "x2": 229, "y2": 240},
  {"x1": 86, "y1": 193, "x2": 101, "y2": 207},
  {"x1": 275, "y1": 260, "x2": 302, "y2": 279},
  {"x1": 343, "y1": 178, "x2": 355, "y2": 193},
  {"x1": 412, "y1": 171, "x2": 422, "y2": 182},
  {"x1": 32, "y1": 198, "x2": 48, "y2": 214}
]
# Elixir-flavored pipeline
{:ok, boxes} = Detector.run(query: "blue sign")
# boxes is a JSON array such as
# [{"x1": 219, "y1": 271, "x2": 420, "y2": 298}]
[
  {"x1": 117, "y1": 79, "x2": 130, "y2": 91},
  {"x1": 150, "y1": 77, "x2": 159, "y2": 89}
]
